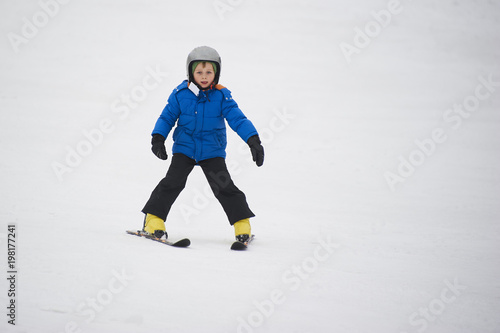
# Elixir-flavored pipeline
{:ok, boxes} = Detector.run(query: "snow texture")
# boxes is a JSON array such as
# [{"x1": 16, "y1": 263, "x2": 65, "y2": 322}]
[{"x1": 1, "y1": 0, "x2": 499, "y2": 332}]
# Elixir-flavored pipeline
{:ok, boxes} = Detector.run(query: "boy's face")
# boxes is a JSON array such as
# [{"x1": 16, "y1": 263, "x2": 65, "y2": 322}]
[{"x1": 193, "y1": 62, "x2": 215, "y2": 89}]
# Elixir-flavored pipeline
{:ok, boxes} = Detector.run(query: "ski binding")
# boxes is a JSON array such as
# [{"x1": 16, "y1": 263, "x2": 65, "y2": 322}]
[{"x1": 231, "y1": 234, "x2": 255, "y2": 251}]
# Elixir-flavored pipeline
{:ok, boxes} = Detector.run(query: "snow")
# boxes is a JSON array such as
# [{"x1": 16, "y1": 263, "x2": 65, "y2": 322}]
[{"x1": 1, "y1": 0, "x2": 499, "y2": 332}]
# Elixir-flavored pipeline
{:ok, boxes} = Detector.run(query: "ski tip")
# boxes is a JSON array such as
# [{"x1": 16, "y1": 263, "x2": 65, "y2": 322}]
[
  {"x1": 172, "y1": 238, "x2": 191, "y2": 247},
  {"x1": 231, "y1": 241, "x2": 248, "y2": 251}
]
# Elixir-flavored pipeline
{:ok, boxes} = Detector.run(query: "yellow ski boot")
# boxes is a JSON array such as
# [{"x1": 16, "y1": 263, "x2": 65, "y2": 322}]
[
  {"x1": 234, "y1": 218, "x2": 251, "y2": 243},
  {"x1": 144, "y1": 214, "x2": 167, "y2": 239}
]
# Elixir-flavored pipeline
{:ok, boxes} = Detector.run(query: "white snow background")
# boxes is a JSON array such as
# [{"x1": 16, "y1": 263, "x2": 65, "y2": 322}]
[{"x1": 1, "y1": 0, "x2": 499, "y2": 332}]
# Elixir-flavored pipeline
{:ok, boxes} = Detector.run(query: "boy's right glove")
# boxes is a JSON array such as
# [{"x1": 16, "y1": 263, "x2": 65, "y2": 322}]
[
  {"x1": 247, "y1": 135, "x2": 264, "y2": 167},
  {"x1": 151, "y1": 134, "x2": 168, "y2": 160}
]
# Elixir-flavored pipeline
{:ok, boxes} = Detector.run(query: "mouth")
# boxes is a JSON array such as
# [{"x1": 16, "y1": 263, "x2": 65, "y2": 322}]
[{"x1": 201, "y1": 81, "x2": 209, "y2": 85}]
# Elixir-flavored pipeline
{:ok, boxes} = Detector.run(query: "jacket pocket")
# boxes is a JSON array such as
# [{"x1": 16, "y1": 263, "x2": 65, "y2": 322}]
[{"x1": 214, "y1": 129, "x2": 227, "y2": 148}]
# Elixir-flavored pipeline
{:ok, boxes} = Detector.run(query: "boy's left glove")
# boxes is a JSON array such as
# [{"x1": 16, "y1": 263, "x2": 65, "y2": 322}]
[
  {"x1": 247, "y1": 135, "x2": 264, "y2": 167},
  {"x1": 151, "y1": 134, "x2": 168, "y2": 160}
]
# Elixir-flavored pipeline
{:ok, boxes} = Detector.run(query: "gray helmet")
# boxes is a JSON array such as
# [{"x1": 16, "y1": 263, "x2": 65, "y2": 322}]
[{"x1": 186, "y1": 46, "x2": 221, "y2": 84}]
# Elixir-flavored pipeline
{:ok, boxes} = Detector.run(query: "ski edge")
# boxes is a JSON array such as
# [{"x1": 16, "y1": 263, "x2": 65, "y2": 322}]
[{"x1": 126, "y1": 230, "x2": 190, "y2": 248}]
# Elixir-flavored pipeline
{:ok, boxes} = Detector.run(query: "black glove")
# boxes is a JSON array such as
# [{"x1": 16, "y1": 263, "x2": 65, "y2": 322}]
[
  {"x1": 247, "y1": 135, "x2": 264, "y2": 167},
  {"x1": 151, "y1": 134, "x2": 168, "y2": 160}
]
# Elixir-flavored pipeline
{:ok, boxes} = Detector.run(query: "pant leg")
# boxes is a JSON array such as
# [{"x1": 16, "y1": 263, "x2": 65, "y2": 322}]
[
  {"x1": 142, "y1": 153, "x2": 196, "y2": 220},
  {"x1": 198, "y1": 157, "x2": 255, "y2": 225}
]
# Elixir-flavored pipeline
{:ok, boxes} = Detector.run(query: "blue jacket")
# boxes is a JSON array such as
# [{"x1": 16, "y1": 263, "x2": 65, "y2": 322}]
[{"x1": 152, "y1": 80, "x2": 258, "y2": 162}]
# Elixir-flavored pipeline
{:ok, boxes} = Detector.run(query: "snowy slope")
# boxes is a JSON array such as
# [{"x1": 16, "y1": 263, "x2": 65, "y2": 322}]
[{"x1": 1, "y1": 0, "x2": 499, "y2": 332}]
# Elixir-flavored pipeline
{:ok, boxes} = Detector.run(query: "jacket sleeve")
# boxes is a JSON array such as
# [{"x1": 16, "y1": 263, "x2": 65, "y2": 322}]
[
  {"x1": 152, "y1": 90, "x2": 181, "y2": 138},
  {"x1": 219, "y1": 88, "x2": 258, "y2": 142}
]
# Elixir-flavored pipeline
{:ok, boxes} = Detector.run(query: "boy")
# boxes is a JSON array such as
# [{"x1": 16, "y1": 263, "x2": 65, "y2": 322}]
[{"x1": 141, "y1": 46, "x2": 264, "y2": 244}]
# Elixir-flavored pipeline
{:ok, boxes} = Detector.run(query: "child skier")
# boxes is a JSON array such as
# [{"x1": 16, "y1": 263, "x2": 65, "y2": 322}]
[{"x1": 141, "y1": 46, "x2": 264, "y2": 244}]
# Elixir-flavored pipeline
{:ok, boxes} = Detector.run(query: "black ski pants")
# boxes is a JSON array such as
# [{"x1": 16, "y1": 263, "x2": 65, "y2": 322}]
[{"x1": 142, "y1": 153, "x2": 255, "y2": 225}]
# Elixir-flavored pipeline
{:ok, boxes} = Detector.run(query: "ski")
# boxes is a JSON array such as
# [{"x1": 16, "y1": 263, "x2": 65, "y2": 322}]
[
  {"x1": 126, "y1": 230, "x2": 190, "y2": 248},
  {"x1": 231, "y1": 234, "x2": 255, "y2": 251}
]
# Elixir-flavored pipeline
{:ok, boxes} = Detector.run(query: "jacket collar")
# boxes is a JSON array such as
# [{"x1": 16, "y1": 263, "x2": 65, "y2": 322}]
[
  {"x1": 188, "y1": 81, "x2": 216, "y2": 101},
  {"x1": 188, "y1": 81, "x2": 200, "y2": 96}
]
